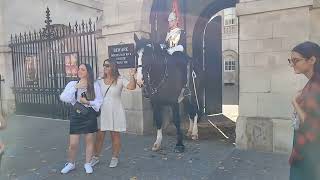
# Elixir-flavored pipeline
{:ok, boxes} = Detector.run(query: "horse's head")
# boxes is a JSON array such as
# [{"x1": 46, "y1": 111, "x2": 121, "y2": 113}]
[{"x1": 134, "y1": 34, "x2": 162, "y2": 87}]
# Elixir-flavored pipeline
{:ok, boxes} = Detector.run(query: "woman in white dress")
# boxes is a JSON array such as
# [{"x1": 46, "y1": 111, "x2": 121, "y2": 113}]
[{"x1": 91, "y1": 59, "x2": 136, "y2": 168}]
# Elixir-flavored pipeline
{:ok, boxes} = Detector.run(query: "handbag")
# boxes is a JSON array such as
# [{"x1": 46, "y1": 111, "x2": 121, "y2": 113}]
[
  {"x1": 73, "y1": 90, "x2": 89, "y2": 116},
  {"x1": 96, "y1": 80, "x2": 114, "y2": 117}
]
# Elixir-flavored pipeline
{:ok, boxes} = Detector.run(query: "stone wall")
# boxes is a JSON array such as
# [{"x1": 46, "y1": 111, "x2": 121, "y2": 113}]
[
  {"x1": 310, "y1": 7, "x2": 320, "y2": 44},
  {"x1": 222, "y1": 8, "x2": 239, "y2": 85},
  {"x1": 0, "y1": 1, "x2": 4, "y2": 45},
  {"x1": 236, "y1": 0, "x2": 317, "y2": 153},
  {"x1": 97, "y1": 0, "x2": 154, "y2": 135},
  {"x1": 185, "y1": 0, "x2": 216, "y2": 56},
  {"x1": 0, "y1": 1, "x2": 14, "y2": 116},
  {"x1": 2, "y1": 0, "x2": 102, "y2": 40},
  {"x1": 0, "y1": 46, "x2": 14, "y2": 117}
]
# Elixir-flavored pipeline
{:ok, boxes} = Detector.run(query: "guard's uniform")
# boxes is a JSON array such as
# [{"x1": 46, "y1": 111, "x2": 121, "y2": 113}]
[{"x1": 164, "y1": 12, "x2": 188, "y2": 86}]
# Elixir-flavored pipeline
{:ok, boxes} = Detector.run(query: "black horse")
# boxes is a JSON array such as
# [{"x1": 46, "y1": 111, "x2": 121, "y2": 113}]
[{"x1": 134, "y1": 34, "x2": 202, "y2": 153}]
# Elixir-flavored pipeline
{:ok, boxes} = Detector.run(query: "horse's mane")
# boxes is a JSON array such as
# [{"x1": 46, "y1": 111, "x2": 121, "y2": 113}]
[
  {"x1": 136, "y1": 37, "x2": 163, "y2": 56},
  {"x1": 135, "y1": 37, "x2": 151, "y2": 51}
]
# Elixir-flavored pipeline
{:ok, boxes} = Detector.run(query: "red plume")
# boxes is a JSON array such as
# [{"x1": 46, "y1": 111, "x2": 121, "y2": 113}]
[{"x1": 171, "y1": 0, "x2": 184, "y2": 29}]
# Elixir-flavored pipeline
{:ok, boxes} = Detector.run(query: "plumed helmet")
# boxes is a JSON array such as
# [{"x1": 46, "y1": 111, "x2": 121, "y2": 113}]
[{"x1": 168, "y1": 12, "x2": 177, "y2": 22}]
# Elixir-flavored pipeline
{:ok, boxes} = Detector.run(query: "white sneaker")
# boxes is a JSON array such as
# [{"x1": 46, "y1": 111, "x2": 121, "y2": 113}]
[
  {"x1": 109, "y1": 157, "x2": 118, "y2": 168},
  {"x1": 90, "y1": 156, "x2": 100, "y2": 167},
  {"x1": 84, "y1": 163, "x2": 93, "y2": 174},
  {"x1": 61, "y1": 162, "x2": 75, "y2": 174}
]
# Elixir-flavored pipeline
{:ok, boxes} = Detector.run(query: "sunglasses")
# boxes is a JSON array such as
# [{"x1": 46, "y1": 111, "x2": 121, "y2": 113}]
[
  {"x1": 288, "y1": 58, "x2": 304, "y2": 65},
  {"x1": 103, "y1": 64, "x2": 111, "y2": 68}
]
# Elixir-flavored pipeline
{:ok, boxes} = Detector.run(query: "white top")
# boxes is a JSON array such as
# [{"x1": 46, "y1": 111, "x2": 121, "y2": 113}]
[
  {"x1": 292, "y1": 111, "x2": 300, "y2": 130},
  {"x1": 60, "y1": 81, "x2": 103, "y2": 112},
  {"x1": 97, "y1": 76, "x2": 129, "y2": 132}
]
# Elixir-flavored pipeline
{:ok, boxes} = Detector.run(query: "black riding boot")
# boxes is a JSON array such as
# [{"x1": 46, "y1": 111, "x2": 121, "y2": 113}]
[{"x1": 171, "y1": 52, "x2": 190, "y2": 102}]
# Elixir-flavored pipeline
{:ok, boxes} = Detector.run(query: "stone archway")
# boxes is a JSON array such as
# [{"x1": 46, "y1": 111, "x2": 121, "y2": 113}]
[
  {"x1": 191, "y1": 0, "x2": 237, "y2": 115},
  {"x1": 192, "y1": 0, "x2": 237, "y2": 61}
]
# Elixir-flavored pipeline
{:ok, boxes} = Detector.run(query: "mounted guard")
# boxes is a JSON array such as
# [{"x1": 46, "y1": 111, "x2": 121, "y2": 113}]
[{"x1": 161, "y1": 2, "x2": 190, "y2": 102}]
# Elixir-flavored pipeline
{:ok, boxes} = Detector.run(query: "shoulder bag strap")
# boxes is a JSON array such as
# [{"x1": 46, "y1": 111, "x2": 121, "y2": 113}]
[{"x1": 103, "y1": 79, "x2": 115, "y2": 98}]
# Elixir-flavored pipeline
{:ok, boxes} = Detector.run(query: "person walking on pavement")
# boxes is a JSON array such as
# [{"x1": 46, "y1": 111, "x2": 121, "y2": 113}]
[{"x1": 289, "y1": 41, "x2": 320, "y2": 180}]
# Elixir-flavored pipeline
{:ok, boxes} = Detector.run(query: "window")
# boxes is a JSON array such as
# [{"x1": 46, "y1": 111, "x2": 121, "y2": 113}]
[
  {"x1": 224, "y1": 25, "x2": 237, "y2": 34},
  {"x1": 223, "y1": 8, "x2": 237, "y2": 27},
  {"x1": 224, "y1": 56, "x2": 236, "y2": 72},
  {"x1": 224, "y1": 18, "x2": 236, "y2": 26}
]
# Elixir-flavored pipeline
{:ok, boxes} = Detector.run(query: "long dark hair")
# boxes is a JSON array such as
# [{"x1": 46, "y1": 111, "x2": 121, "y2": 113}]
[
  {"x1": 80, "y1": 63, "x2": 95, "y2": 100},
  {"x1": 292, "y1": 41, "x2": 320, "y2": 75},
  {"x1": 103, "y1": 59, "x2": 120, "y2": 83}
]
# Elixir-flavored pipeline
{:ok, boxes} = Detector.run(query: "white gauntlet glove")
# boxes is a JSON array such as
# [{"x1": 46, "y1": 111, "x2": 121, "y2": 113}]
[
  {"x1": 167, "y1": 45, "x2": 184, "y2": 55},
  {"x1": 167, "y1": 48, "x2": 174, "y2": 55}
]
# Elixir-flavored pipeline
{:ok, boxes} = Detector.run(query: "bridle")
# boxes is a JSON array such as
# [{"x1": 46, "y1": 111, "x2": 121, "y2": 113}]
[{"x1": 139, "y1": 43, "x2": 169, "y2": 98}]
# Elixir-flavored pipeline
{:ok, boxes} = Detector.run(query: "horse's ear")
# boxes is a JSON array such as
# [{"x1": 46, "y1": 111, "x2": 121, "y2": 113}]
[{"x1": 134, "y1": 33, "x2": 139, "y2": 43}]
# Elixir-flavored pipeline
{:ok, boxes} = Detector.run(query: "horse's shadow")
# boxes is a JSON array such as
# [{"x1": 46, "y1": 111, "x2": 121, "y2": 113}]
[{"x1": 158, "y1": 107, "x2": 236, "y2": 144}]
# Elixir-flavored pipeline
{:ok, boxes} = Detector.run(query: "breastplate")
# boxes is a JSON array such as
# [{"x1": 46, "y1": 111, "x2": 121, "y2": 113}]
[{"x1": 166, "y1": 28, "x2": 181, "y2": 48}]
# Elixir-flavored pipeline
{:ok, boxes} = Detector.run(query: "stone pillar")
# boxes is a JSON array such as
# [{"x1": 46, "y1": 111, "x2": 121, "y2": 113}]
[
  {"x1": 236, "y1": 0, "x2": 318, "y2": 153},
  {"x1": 96, "y1": 0, "x2": 154, "y2": 135},
  {"x1": 0, "y1": 1, "x2": 15, "y2": 117},
  {"x1": 310, "y1": 5, "x2": 320, "y2": 44}
]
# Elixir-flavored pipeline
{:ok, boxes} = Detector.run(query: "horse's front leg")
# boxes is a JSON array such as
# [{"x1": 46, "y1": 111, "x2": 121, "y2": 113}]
[
  {"x1": 187, "y1": 117, "x2": 194, "y2": 137},
  {"x1": 172, "y1": 103, "x2": 185, "y2": 153},
  {"x1": 191, "y1": 114, "x2": 199, "y2": 140},
  {"x1": 152, "y1": 104, "x2": 163, "y2": 152}
]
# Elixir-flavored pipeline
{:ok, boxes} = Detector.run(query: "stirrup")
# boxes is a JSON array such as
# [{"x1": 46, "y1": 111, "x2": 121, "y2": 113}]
[
  {"x1": 183, "y1": 87, "x2": 191, "y2": 97},
  {"x1": 178, "y1": 88, "x2": 190, "y2": 103}
]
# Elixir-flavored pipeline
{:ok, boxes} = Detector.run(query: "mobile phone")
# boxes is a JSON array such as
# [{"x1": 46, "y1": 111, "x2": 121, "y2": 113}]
[{"x1": 81, "y1": 92, "x2": 87, "y2": 99}]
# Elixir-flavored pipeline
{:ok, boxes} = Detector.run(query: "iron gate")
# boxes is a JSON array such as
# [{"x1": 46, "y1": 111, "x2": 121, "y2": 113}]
[{"x1": 9, "y1": 8, "x2": 98, "y2": 119}]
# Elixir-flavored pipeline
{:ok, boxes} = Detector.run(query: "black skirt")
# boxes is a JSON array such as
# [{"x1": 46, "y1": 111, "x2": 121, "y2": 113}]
[{"x1": 69, "y1": 107, "x2": 98, "y2": 134}]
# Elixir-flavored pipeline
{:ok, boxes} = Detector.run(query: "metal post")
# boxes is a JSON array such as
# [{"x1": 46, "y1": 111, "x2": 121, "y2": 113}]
[{"x1": 9, "y1": 8, "x2": 98, "y2": 119}]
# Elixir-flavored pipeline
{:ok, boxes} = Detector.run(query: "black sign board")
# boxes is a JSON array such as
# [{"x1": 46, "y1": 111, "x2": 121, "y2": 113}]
[{"x1": 108, "y1": 43, "x2": 135, "y2": 69}]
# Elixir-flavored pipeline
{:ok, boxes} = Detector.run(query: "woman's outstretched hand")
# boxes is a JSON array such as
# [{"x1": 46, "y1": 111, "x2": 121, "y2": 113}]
[{"x1": 128, "y1": 68, "x2": 137, "y2": 77}]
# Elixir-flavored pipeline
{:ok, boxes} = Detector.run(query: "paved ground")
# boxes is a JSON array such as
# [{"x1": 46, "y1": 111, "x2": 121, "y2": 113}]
[{"x1": 0, "y1": 115, "x2": 289, "y2": 180}]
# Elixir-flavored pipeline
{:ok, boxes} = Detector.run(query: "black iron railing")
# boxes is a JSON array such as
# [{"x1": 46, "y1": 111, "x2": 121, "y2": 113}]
[{"x1": 9, "y1": 8, "x2": 98, "y2": 119}]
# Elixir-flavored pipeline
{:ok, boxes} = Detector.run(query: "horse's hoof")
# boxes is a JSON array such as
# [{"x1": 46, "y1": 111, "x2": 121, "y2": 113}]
[
  {"x1": 174, "y1": 145, "x2": 185, "y2": 153},
  {"x1": 186, "y1": 131, "x2": 192, "y2": 137},
  {"x1": 152, "y1": 143, "x2": 161, "y2": 152},
  {"x1": 191, "y1": 134, "x2": 199, "y2": 140}
]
